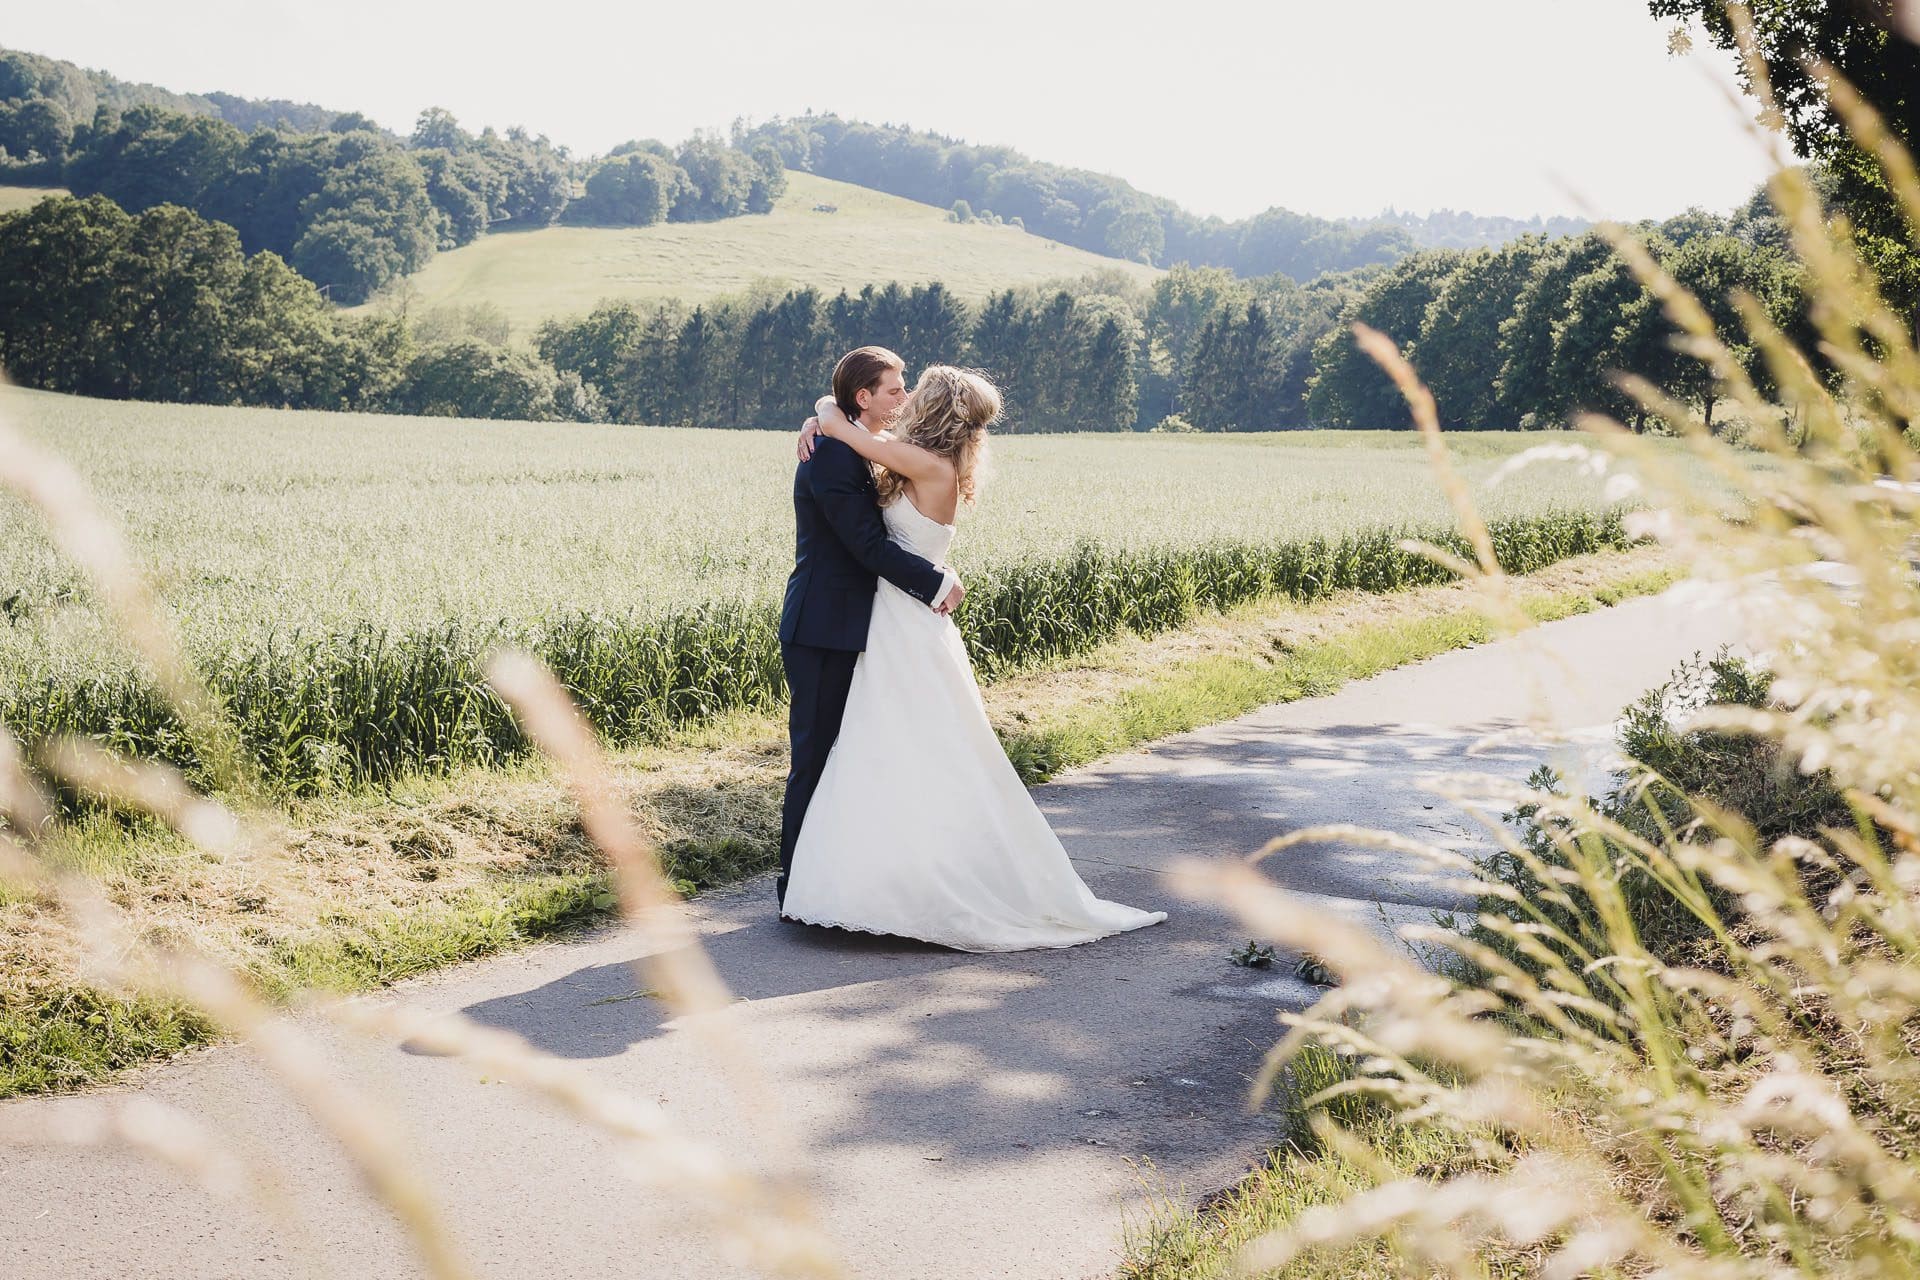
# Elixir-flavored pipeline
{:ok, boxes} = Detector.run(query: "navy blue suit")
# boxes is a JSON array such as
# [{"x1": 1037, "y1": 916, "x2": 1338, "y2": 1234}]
[{"x1": 776, "y1": 435, "x2": 947, "y2": 909}]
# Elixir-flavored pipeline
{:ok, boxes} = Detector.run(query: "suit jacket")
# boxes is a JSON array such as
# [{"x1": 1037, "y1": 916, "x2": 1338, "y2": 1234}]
[{"x1": 779, "y1": 435, "x2": 950, "y2": 651}]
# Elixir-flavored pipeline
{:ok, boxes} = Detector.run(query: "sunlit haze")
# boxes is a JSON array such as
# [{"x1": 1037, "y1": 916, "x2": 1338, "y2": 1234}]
[{"x1": 8, "y1": 1, "x2": 1776, "y2": 223}]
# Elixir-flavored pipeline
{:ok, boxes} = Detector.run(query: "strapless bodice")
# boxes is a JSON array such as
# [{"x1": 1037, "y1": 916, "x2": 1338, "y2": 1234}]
[{"x1": 881, "y1": 494, "x2": 956, "y2": 562}]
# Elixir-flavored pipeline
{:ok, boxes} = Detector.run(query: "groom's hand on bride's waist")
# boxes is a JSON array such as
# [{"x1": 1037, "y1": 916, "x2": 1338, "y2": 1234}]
[{"x1": 935, "y1": 578, "x2": 964, "y2": 616}]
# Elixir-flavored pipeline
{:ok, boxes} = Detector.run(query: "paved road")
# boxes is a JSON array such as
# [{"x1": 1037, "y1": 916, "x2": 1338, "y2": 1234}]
[{"x1": 0, "y1": 587, "x2": 1743, "y2": 1280}]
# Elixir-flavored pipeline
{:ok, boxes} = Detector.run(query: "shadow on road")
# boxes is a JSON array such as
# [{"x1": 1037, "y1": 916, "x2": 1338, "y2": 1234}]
[{"x1": 435, "y1": 717, "x2": 1605, "y2": 1174}]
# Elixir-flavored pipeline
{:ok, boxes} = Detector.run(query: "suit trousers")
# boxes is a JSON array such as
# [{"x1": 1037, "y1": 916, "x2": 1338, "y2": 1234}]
[{"x1": 777, "y1": 641, "x2": 860, "y2": 910}]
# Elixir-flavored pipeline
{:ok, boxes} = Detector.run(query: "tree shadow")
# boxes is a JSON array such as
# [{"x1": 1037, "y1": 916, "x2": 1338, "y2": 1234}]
[{"x1": 429, "y1": 716, "x2": 1597, "y2": 1179}]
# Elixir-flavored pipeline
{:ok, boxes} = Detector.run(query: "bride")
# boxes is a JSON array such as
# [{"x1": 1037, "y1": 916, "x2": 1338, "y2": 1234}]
[{"x1": 780, "y1": 364, "x2": 1168, "y2": 952}]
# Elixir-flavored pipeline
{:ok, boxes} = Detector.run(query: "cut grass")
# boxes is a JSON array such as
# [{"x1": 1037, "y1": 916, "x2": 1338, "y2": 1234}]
[
  {"x1": 352, "y1": 170, "x2": 1161, "y2": 332},
  {"x1": 0, "y1": 547, "x2": 1676, "y2": 1099}
]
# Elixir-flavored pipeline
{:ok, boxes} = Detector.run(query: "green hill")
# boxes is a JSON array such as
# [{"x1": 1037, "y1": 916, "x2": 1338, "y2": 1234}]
[
  {"x1": 0, "y1": 185, "x2": 67, "y2": 215},
  {"x1": 355, "y1": 171, "x2": 1161, "y2": 332}
]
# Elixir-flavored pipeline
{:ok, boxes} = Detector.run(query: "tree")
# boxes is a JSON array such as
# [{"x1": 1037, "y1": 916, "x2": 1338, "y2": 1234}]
[
  {"x1": 965, "y1": 290, "x2": 1032, "y2": 423},
  {"x1": 572, "y1": 151, "x2": 681, "y2": 226},
  {"x1": 746, "y1": 141, "x2": 787, "y2": 214},
  {"x1": 116, "y1": 203, "x2": 252, "y2": 402},
  {"x1": 1024, "y1": 291, "x2": 1080, "y2": 430},
  {"x1": 291, "y1": 216, "x2": 401, "y2": 303},
  {"x1": 410, "y1": 106, "x2": 470, "y2": 153},
  {"x1": 287, "y1": 131, "x2": 439, "y2": 302},
  {"x1": 475, "y1": 129, "x2": 570, "y2": 226},
  {"x1": 5, "y1": 97, "x2": 71, "y2": 164},
  {"x1": 396, "y1": 339, "x2": 572, "y2": 420},
  {"x1": 1182, "y1": 311, "x2": 1234, "y2": 429},
  {"x1": 1650, "y1": 1, "x2": 1920, "y2": 324},
  {"x1": 224, "y1": 249, "x2": 374, "y2": 408},
  {"x1": 1494, "y1": 234, "x2": 1615, "y2": 427},
  {"x1": 66, "y1": 105, "x2": 245, "y2": 213},
  {"x1": 901, "y1": 283, "x2": 968, "y2": 377},
  {"x1": 670, "y1": 307, "x2": 722, "y2": 425},
  {"x1": 1089, "y1": 196, "x2": 1165, "y2": 263},
  {"x1": 536, "y1": 301, "x2": 648, "y2": 403},
  {"x1": 0, "y1": 193, "x2": 391, "y2": 410},
  {"x1": 1180, "y1": 299, "x2": 1294, "y2": 431},
  {"x1": 1144, "y1": 264, "x2": 1250, "y2": 421},
  {"x1": 1074, "y1": 308, "x2": 1141, "y2": 429},
  {"x1": 673, "y1": 134, "x2": 756, "y2": 220},
  {"x1": 857, "y1": 282, "x2": 913, "y2": 358},
  {"x1": 1659, "y1": 205, "x2": 1730, "y2": 247},
  {"x1": 1265, "y1": 270, "x2": 1371, "y2": 428},
  {"x1": 610, "y1": 302, "x2": 685, "y2": 424},
  {"x1": 201, "y1": 129, "x2": 335, "y2": 258},
  {"x1": 1411, "y1": 237, "x2": 1555, "y2": 428},
  {"x1": 327, "y1": 111, "x2": 383, "y2": 135},
  {"x1": 1660, "y1": 233, "x2": 1807, "y2": 429},
  {"x1": 1306, "y1": 250, "x2": 1465, "y2": 427},
  {"x1": 0, "y1": 194, "x2": 135, "y2": 393},
  {"x1": 1543, "y1": 237, "x2": 1672, "y2": 428},
  {"x1": 414, "y1": 148, "x2": 495, "y2": 246},
  {"x1": 763, "y1": 287, "x2": 831, "y2": 421}
]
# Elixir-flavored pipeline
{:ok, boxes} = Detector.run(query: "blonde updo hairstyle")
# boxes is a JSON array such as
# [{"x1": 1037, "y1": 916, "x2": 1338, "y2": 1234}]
[{"x1": 872, "y1": 365, "x2": 1002, "y2": 509}]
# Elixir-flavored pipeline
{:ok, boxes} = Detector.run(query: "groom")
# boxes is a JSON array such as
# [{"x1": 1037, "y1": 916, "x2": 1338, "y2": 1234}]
[{"x1": 775, "y1": 346, "x2": 964, "y2": 914}]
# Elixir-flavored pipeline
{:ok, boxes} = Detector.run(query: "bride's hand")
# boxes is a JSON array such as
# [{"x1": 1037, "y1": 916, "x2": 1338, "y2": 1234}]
[
  {"x1": 796, "y1": 416, "x2": 821, "y2": 461},
  {"x1": 813, "y1": 394, "x2": 858, "y2": 441}
]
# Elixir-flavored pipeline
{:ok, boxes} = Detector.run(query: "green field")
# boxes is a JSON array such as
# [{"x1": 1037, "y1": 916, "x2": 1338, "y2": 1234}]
[
  {"x1": 353, "y1": 171, "x2": 1162, "y2": 333},
  {"x1": 0, "y1": 386, "x2": 1641, "y2": 791},
  {"x1": 0, "y1": 184, "x2": 68, "y2": 215},
  {"x1": 0, "y1": 384, "x2": 1628, "y2": 656}
]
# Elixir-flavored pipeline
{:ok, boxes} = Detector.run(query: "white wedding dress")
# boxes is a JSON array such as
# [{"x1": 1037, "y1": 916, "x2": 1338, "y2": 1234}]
[{"x1": 782, "y1": 493, "x2": 1169, "y2": 952}]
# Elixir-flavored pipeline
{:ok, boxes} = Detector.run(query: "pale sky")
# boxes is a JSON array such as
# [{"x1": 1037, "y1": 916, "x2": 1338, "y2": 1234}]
[{"x1": 6, "y1": 1, "x2": 1779, "y2": 223}]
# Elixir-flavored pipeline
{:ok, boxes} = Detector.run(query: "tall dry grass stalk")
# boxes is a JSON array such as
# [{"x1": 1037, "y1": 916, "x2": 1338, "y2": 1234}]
[
  {"x1": 1168, "y1": 19, "x2": 1920, "y2": 1278},
  {"x1": 0, "y1": 378, "x2": 842, "y2": 1275}
]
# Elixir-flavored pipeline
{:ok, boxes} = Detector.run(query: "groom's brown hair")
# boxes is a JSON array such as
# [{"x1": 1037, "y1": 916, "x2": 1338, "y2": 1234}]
[{"x1": 832, "y1": 346, "x2": 905, "y2": 419}]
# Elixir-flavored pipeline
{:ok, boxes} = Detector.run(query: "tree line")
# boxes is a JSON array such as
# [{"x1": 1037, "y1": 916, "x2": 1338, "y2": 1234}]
[
  {"x1": 0, "y1": 184, "x2": 1819, "y2": 434},
  {"x1": 0, "y1": 195, "x2": 599, "y2": 421},
  {"x1": 534, "y1": 279, "x2": 1144, "y2": 432},
  {"x1": 1300, "y1": 209, "x2": 1806, "y2": 432},
  {"x1": 1351, "y1": 207, "x2": 1591, "y2": 251},
  {"x1": 0, "y1": 44, "x2": 340, "y2": 176},
  {"x1": 0, "y1": 46, "x2": 786, "y2": 305},
  {"x1": 0, "y1": 190, "x2": 1145, "y2": 429},
  {"x1": 529, "y1": 189, "x2": 1807, "y2": 436},
  {"x1": 738, "y1": 112, "x2": 1420, "y2": 280}
]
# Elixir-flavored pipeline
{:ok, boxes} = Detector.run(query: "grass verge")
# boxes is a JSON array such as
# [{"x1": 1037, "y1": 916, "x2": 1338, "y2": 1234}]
[
  {"x1": 1119, "y1": 1042, "x2": 1542, "y2": 1279},
  {"x1": 1120, "y1": 1112, "x2": 1522, "y2": 1279},
  {"x1": 0, "y1": 548, "x2": 1675, "y2": 1099}
]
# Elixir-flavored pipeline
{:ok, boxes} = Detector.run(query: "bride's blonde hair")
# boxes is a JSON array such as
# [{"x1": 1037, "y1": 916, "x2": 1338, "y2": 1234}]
[{"x1": 873, "y1": 365, "x2": 1002, "y2": 508}]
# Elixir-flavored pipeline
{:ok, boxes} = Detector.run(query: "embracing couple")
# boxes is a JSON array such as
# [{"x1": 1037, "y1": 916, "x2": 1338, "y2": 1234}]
[{"x1": 775, "y1": 345, "x2": 1167, "y2": 951}]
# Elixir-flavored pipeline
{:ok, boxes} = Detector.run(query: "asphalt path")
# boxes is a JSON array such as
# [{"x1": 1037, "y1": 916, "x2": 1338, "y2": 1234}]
[{"x1": 0, "y1": 585, "x2": 1745, "y2": 1280}]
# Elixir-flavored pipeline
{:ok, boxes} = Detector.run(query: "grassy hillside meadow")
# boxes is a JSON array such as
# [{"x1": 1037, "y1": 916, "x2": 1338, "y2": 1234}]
[
  {"x1": 352, "y1": 171, "x2": 1163, "y2": 333},
  {"x1": 0, "y1": 184, "x2": 68, "y2": 214}
]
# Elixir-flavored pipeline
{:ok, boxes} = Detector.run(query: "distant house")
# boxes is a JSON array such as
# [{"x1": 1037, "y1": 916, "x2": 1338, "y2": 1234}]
[{"x1": 812, "y1": 203, "x2": 838, "y2": 214}]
